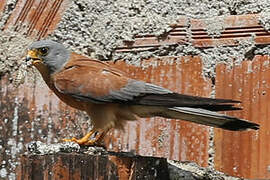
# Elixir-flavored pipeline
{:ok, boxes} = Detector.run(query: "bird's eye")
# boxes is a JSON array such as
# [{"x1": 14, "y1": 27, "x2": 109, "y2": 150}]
[{"x1": 39, "y1": 47, "x2": 49, "y2": 56}]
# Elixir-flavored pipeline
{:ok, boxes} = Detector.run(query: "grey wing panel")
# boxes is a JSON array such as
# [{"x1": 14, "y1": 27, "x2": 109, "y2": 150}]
[{"x1": 68, "y1": 79, "x2": 173, "y2": 104}]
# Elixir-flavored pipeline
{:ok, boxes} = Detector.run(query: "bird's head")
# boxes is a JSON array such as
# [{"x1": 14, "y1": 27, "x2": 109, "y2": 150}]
[{"x1": 26, "y1": 40, "x2": 70, "y2": 74}]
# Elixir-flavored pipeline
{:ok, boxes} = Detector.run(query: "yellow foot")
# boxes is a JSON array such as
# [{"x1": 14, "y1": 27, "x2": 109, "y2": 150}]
[{"x1": 62, "y1": 130, "x2": 105, "y2": 146}]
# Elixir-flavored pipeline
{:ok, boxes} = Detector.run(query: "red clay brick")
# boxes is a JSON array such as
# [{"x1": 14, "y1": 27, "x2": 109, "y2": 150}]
[
  {"x1": 5, "y1": 0, "x2": 69, "y2": 38},
  {"x1": 0, "y1": 0, "x2": 6, "y2": 14},
  {"x1": 215, "y1": 56, "x2": 270, "y2": 179},
  {"x1": 17, "y1": 153, "x2": 169, "y2": 180},
  {"x1": 190, "y1": 14, "x2": 270, "y2": 47}
]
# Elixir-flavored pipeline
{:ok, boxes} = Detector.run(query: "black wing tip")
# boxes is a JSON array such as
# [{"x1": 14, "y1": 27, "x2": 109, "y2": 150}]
[
  {"x1": 210, "y1": 98, "x2": 241, "y2": 104},
  {"x1": 220, "y1": 119, "x2": 260, "y2": 131},
  {"x1": 174, "y1": 93, "x2": 242, "y2": 106},
  {"x1": 177, "y1": 93, "x2": 242, "y2": 103}
]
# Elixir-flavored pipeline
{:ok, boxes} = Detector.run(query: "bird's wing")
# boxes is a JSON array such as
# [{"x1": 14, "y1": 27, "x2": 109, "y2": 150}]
[
  {"x1": 53, "y1": 56, "x2": 259, "y2": 131},
  {"x1": 53, "y1": 56, "x2": 240, "y2": 111}
]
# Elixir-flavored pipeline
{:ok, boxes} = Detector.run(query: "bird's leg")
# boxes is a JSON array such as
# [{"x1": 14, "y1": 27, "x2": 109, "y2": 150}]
[
  {"x1": 62, "y1": 128, "x2": 111, "y2": 146},
  {"x1": 62, "y1": 130, "x2": 96, "y2": 145},
  {"x1": 84, "y1": 128, "x2": 110, "y2": 146}
]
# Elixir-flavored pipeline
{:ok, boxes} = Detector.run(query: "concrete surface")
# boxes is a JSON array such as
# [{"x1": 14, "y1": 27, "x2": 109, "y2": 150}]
[
  {"x1": 168, "y1": 160, "x2": 242, "y2": 180},
  {"x1": 49, "y1": 0, "x2": 270, "y2": 79},
  {"x1": 0, "y1": 28, "x2": 33, "y2": 82},
  {"x1": 0, "y1": 0, "x2": 18, "y2": 29}
]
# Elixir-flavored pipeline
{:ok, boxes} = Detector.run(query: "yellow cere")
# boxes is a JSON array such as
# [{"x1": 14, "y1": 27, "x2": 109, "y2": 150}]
[{"x1": 27, "y1": 49, "x2": 42, "y2": 64}]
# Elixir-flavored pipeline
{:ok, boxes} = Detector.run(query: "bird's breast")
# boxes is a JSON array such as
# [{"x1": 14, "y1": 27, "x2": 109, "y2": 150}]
[{"x1": 46, "y1": 77, "x2": 90, "y2": 111}]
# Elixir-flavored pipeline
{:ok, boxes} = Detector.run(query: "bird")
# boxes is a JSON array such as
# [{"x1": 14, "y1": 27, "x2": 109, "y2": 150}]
[{"x1": 25, "y1": 40, "x2": 259, "y2": 146}]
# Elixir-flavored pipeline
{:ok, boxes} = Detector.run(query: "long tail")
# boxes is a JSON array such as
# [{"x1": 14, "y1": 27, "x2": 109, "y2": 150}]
[
  {"x1": 130, "y1": 83, "x2": 259, "y2": 130},
  {"x1": 165, "y1": 107, "x2": 259, "y2": 131},
  {"x1": 136, "y1": 92, "x2": 242, "y2": 111}
]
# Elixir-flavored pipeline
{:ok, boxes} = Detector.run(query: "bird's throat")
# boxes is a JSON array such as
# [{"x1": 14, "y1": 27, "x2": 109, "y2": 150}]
[{"x1": 33, "y1": 62, "x2": 51, "y2": 83}]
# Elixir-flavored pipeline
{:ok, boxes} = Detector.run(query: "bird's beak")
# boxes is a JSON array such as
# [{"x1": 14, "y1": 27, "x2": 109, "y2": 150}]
[{"x1": 26, "y1": 49, "x2": 42, "y2": 65}]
